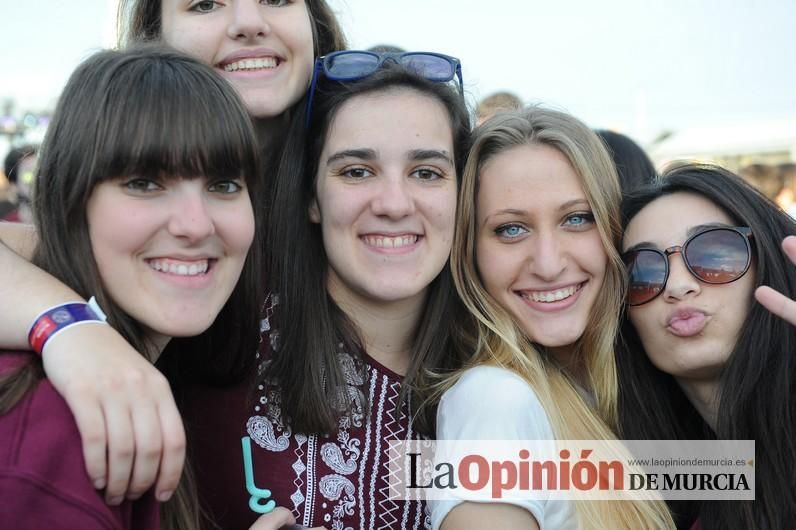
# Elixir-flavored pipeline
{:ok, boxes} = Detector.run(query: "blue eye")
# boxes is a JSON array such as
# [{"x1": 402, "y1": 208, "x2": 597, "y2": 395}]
[
  {"x1": 565, "y1": 212, "x2": 595, "y2": 227},
  {"x1": 495, "y1": 224, "x2": 528, "y2": 239}
]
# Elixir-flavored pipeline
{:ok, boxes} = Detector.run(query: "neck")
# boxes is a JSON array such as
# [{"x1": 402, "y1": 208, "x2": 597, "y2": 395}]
[
  {"x1": 677, "y1": 377, "x2": 720, "y2": 431},
  {"x1": 327, "y1": 274, "x2": 426, "y2": 376}
]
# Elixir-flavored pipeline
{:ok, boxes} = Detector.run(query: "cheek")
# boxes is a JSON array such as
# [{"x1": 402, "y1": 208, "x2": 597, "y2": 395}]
[{"x1": 475, "y1": 239, "x2": 507, "y2": 293}]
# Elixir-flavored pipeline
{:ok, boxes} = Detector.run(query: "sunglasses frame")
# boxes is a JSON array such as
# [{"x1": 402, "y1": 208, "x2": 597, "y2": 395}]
[
  {"x1": 623, "y1": 226, "x2": 754, "y2": 306},
  {"x1": 304, "y1": 50, "x2": 464, "y2": 127}
]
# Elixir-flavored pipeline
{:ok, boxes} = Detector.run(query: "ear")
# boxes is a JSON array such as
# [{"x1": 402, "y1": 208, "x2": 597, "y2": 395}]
[{"x1": 308, "y1": 197, "x2": 321, "y2": 223}]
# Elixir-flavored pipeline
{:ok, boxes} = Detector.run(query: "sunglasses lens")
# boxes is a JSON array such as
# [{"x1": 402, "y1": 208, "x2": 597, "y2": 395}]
[
  {"x1": 326, "y1": 52, "x2": 380, "y2": 79},
  {"x1": 400, "y1": 54, "x2": 454, "y2": 81},
  {"x1": 685, "y1": 229, "x2": 750, "y2": 283},
  {"x1": 626, "y1": 250, "x2": 666, "y2": 305}
]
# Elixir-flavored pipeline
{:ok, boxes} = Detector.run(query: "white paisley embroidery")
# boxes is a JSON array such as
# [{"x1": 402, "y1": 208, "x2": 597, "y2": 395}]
[
  {"x1": 319, "y1": 441, "x2": 360, "y2": 475},
  {"x1": 246, "y1": 415, "x2": 291, "y2": 452},
  {"x1": 319, "y1": 475, "x2": 356, "y2": 513}
]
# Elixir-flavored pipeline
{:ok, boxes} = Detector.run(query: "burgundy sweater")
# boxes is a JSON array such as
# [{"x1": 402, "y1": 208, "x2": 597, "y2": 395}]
[{"x1": 0, "y1": 352, "x2": 160, "y2": 529}]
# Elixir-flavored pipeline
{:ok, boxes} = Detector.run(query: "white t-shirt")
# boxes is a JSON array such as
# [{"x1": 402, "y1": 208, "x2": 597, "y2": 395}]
[{"x1": 429, "y1": 365, "x2": 578, "y2": 530}]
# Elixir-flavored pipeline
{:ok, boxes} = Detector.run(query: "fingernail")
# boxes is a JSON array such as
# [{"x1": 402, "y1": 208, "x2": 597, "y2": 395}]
[
  {"x1": 107, "y1": 496, "x2": 123, "y2": 506},
  {"x1": 93, "y1": 478, "x2": 106, "y2": 489},
  {"x1": 157, "y1": 490, "x2": 173, "y2": 502}
]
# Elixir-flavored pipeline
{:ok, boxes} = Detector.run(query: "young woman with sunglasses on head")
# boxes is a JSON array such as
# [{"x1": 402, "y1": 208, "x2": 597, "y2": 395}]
[
  {"x1": 0, "y1": 46, "x2": 262, "y2": 530},
  {"x1": 430, "y1": 107, "x2": 674, "y2": 530},
  {"x1": 0, "y1": 0, "x2": 346, "y2": 506},
  {"x1": 617, "y1": 164, "x2": 796, "y2": 530},
  {"x1": 196, "y1": 50, "x2": 469, "y2": 529}
]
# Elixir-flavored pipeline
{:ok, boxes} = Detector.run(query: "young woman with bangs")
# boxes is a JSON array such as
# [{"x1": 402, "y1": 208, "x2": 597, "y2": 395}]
[
  {"x1": 617, "y1": 164, "x2": 796, "y2": 530},
  {"x1": 0, "y1": 0, "x2": 346, "y2": 510},
  {"x1": 0, "y1": 46, "x2": 262, "y2": 530},
  {"x1": 429, "y1": 107, "x2": 675, "y2": 530}
]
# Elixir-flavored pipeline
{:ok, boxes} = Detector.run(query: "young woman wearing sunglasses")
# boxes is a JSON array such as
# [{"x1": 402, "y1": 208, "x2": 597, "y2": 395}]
[
  {"x1": 617, "y1": 164, "x2": 796, "y2": 530},
  {"x1": 430, "y1": 107, "x2": 674, "y2": 530},
  {"x1": 0, "y1": 0, "x2": 346, "y2": 506}
]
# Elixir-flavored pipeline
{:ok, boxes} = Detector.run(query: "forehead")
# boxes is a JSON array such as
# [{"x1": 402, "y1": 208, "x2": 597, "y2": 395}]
[
  {"x1": 477, "y1": 143, "x2": 586, "y2": 212},
  {"x1": 322, "y1": 88, "x2": 453, "y2": 154},
  {"x1": 623, "y1": 192, "x2": 735, "y2": 250}
]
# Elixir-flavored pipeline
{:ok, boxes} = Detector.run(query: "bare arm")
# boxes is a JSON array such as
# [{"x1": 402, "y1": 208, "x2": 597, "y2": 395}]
[
  {"x1": 440, "y1": 503, "x2": 540, "y2": 530},
  {"x1": 0, "y1": 224, "x2": 185, "y2": 504},
  {"x1": 0, "y1": 222, "x2": 45, "y2": 348}
]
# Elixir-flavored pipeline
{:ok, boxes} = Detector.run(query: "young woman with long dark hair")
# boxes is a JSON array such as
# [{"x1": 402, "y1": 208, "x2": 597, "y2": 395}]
[
  {"x1": 0, "y1": 0, "x2": 346, "y2": 505},
  {"x1": 212, "y1": 52, "x2": 470, "y2": 528},
  {"x1": 0, "y1": 45, "x2": 261, "y2": 530},
  {"x1": 617, "y1": 164, "x2": 796, "y2": 529}
]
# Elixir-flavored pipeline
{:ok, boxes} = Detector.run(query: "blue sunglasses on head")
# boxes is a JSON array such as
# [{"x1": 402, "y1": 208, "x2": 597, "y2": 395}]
[{"x1": 305, "y1": 50, "x2": 464, "y2": 127}]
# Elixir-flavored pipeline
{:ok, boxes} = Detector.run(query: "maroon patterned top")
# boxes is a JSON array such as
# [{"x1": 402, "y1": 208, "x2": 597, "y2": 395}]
[{"x1": 181, "y1": 295, "x2": 430, "y2": 529}]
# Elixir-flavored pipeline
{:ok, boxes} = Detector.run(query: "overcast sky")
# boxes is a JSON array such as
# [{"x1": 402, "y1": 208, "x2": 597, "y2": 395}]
[{"x1": 1, "y1": 0, "x2": 794, "y2": 143}]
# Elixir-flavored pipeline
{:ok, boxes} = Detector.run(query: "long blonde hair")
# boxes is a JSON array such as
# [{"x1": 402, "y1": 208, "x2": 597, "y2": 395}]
[{"x1": 446, "y1": 107, "x2": 674, "y2": 529}]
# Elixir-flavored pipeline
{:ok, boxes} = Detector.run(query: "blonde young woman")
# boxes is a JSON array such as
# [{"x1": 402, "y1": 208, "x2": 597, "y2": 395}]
[{"x1": 430, "y1": 107, "x2": 674, "y2": 529}]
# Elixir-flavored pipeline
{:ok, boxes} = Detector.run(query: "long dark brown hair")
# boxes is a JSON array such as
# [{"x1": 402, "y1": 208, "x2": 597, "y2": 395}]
[
  {"x1": 0, "y1": 46, "x2": 263, "y2": 530},
  {"x1": 617, "y1": 164, "x2": 796, "y2": 529},
  {"x1": 265, "y1": 64, "x2": 471, "y2": 436}
]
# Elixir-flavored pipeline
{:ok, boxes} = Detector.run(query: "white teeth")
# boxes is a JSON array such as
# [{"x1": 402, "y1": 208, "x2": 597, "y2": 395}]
[
  {"x1": 148, "y1": 259, "x2": 209, "y2": 276},
  {"x1": 223, "y1": 57, "x2": 278, "y2": 72},
  {"x1": 362, "y1": 235, "x2": 418, "y2": 248},
  {"x1": 523, "y1": 284, "x2": 580, "y2": 303}
]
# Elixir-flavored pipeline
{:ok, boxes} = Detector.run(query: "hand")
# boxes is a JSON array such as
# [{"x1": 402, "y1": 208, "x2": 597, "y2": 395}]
[
  {"x1": 248, "y1": 507, "x2": 328, "y2": 530},
  {"x1": 755, "y1": 235, "x2": 796, "y2": 326},
  {"x1": 42, "y1": 323, "x2": 185, "y2": 504}
]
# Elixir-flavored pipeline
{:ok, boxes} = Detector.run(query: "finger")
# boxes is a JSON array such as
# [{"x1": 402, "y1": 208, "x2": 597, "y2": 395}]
[
  {"x1": 64, "y1": 384, "x2": 108, "y2": 489},
  {"x1": 249, "y1": 507, "x2": 296, "y2": 530},
  {"x1": 103, "y1": 399, "x2": 135, "y2": 505},
  {"x1": 782, "y1": 235, "x2": 796, "y2": 265},
  {"x1": 153, "y1": 379, "x2": 186, "y2": 502},
  {"x1": 126, "y1": 400, "x2": 163, "y2": 500},
  {"x1": 755, "y1": 285, "x2": 796, "y2": 326}
]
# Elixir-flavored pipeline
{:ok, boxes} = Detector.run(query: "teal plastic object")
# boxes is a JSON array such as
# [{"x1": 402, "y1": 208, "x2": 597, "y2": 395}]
[{"x1": 241, "y1": 436, "x2": 276, "y2": 514}]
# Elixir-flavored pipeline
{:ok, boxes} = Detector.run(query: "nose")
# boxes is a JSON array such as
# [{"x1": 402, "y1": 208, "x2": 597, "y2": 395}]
[
  {"x1": 370, "y1": 175, "x2": 416, "y2": 219},
  {"x1": 662, "y1": 252, "x2": 701, "y2": 302},
  {"x1": 227, "y1": 0, "x2": 271, "y2": 40},
  {"x1": 529, "y1": 230, "x2": 567, "y2": 281},
  {"x1": 167, "y1": 184, "x2": 216, "y2": 243}
]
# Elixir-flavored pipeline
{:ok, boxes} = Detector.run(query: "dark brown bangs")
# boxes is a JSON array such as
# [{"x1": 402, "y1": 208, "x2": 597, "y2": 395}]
[{"x1": 89, "y1": 46, "x2": 260, "y2": 186}]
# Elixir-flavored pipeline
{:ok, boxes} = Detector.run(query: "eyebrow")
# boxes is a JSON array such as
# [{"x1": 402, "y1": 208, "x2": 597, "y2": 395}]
[
  {"x1": 407, "y1": 149, "x2": 453, "y2": 166},
  {"x1": 325, "y1": 148, "x2": 453, "y2": 167},
  {"x1": 624, "y1": 222, "x2": 736, "y2": 252},
  {"x1": 558, "y1": 198, "x2": 590, "y2": 211},
  {"x1": 326, "y1": 148, "x2": 377, "y2": 165}
]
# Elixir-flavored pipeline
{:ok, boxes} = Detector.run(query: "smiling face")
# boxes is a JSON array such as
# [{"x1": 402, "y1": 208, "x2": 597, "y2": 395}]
[
  {"x1": 476, "y1": 143, "x2": 607, "y2": 351},
  {"x1": 309, "y1": 88, "x2": 457, "y2": 309},
  {"x1": 161, "y1": 0, "x2": 314, "y2": 119},
  {"x1": 86, "y1": 175, "x2": 254, "y2": 350},
  {"x1": 624, "y1": 192, "x2": 755, "y2": 382}
]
